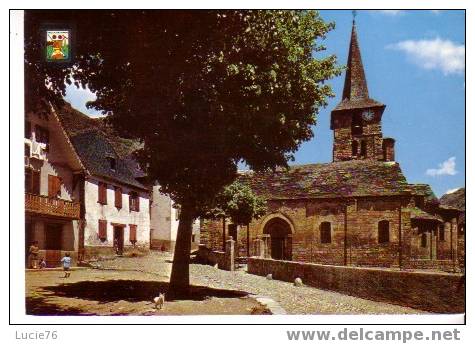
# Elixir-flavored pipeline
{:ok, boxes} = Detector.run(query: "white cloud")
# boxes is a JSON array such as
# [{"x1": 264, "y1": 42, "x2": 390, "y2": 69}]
[
  {"x1": 426, "y1": 157, "x2": 458, "y2": 177},
  {"x1": 387, "y1": 38, "x2": 465, "y2": 75},
  {"x1": 378, "y1": 10, "x2": 405, "y2": 16}
]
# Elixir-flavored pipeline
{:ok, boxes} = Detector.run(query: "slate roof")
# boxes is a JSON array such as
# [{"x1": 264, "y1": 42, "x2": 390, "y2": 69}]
[
  {"x1": 70, "y1": 130, "x2": 147, "y2": 190},
  {"x1": 56, "y1": 103, "x2": 141, "y2": 158},
  {"x1": 55, "y1": 103, "x2": 147, "y2": 190},
  {"x1": 408, "y1": 207, "x2": 443, "y2": 223},
  {"x1": 333, "y1": 21, "x2": 385, "y2": 112},
  {"x1": 407, "y1": 184, "x2": 439, "y2": 204},
  {"x1": 238, "y1": 160, "x2": 410, "y2": 200},
  {"x1": 440, "y1": 187, "x2": 465, "y2": 211}
]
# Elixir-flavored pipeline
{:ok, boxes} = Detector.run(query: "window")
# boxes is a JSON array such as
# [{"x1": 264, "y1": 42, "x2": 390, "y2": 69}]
[
  {"x1": 107, "y1": 157, "x2": 116, "y2": 171},
  {"x1": 192, "y1": 234, "x2": 196, "y2": 242},
  {"x1": 129, "y1": 224, "x2": 137, "y2": 244},
  {"x1": 421, "y1": 233, "x2": 427, "y2": 248},
  {"x1": 26, "y1": 170, "x2": 41, "y2": 194},
  {"x1": 175, "y1": 206, "x2": 181, "y2": 221},
  {"x1": 439, "y1": 225, "x2": 445, "y2": 241},
  {"x1": 35, "y1": 125, "x2": 49, "y2": 145},
  {"x1": 360, "y1": 140, "x2": 367, "y2": 158},
  {"x1": 98, "y1": 182, "x2": 108, "y2": 204},
  {"x1": 129, "y1": 191, "x2": 140, "y2": 212},
  {"x1": 320, "y1": 222, "x2": 331, "y2": 244},
  {"x1": 378, "y1": 220, "x2": 390, "y2": 243},
  {"x1": 48, "y1": 175, "x2": 62, "y2": 198},
  {"x1": 352, "y1": 140, "x2": 358, "y2": 156},
  {"x1": 114, "y1": 186, "x2": 122, "y2": 208},
  {"x1": 351, "y1": 115, "x2": 363, "y2": 135},
  {"x1": 98, "y1": 220, "x2": 107, "y2": 242}
]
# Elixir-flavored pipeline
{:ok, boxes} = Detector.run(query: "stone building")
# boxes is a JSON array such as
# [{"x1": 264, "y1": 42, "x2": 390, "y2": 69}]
[{"x1": 200, "y1": 21, "x2": 462, "y2": 271}]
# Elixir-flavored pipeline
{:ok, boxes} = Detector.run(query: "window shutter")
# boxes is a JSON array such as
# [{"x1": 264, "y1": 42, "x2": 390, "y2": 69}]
[
  {"x1": 98, "y1": 220, "x2": 107, "y2": 240},
  {"x1": 48, "y1": 175, "x2": 55, "y2": 197},
  {"x1": 32, "y1": 170, "x2": 40, "y2": 195},
  {"x1": 115, "y1": 187, "x2": 122, "y2": 208},
  {"x1": 136, "y1": 193, "x2": 140, "y2": 211},
  {"x1": 55, "y1": 176, "x2": 61, "y2": 197},
  {"x1": 99, "y1": 182, "x2": 107, "y2": 204},
  {"x1": 25, "y1": 169, "x2": 32, "y2": 193},
  {"x1": 129, "y1": 224, "x2": 137, "y2": 242},
  {"x1": 98, "y1": 183, "x2": 102, "y2": 203}
]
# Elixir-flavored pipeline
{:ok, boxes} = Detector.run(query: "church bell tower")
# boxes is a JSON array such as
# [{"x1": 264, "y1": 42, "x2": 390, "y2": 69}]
[{"x1": 331, "y1": 18, "x2": 395, "y2": 162}]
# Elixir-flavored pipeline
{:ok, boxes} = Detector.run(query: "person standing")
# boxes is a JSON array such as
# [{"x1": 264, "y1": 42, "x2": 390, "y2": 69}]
[
  {"x1": 28, "y1": 241, "x2": 39, "y2": 269},
  {"x1": 60, "y1": 252, "x2": 72, "y2": 278}
]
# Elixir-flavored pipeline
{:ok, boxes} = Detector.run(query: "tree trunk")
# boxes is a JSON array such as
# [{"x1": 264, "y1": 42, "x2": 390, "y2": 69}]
[
  {"x1": 169, "y1": 204, "x2": 194, "y2": 297},
  {"x1": 246, "y1": 224, "x2": 250, "y2": 257}
]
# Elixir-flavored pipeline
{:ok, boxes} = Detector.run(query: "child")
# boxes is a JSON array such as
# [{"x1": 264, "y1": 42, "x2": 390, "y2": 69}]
[
  {"x1": 39, "y1": 258, "x2": 46, "y2": 269},
  {"x1": 60, "y1": 252, "x2": 72, "y2": 278}
]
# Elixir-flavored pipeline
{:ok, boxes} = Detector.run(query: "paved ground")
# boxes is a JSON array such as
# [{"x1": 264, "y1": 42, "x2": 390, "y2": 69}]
[
  {"x1": 94, "y1": 252, "x2": 427, "y2": 315},
  {"x1": 25, "y1": 268, "x2": 269, "y2": 316}
]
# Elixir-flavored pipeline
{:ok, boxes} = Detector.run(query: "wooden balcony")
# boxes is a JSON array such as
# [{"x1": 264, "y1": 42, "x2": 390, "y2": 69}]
[{"x1": 25, "y1": 193, "x2": 80, "y2": 219}]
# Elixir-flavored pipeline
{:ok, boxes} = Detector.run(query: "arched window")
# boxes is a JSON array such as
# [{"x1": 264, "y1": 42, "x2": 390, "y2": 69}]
[
  {"x1": 352, "y1": 140, "x2": 358, "y2": 156},
  {"x1": 360, "y1": 140, "x2": 367, "y2": 158},
  {"x1": 421, "y1": 233, "x2": 427, "y2": 248},
  {"x1": 320, "y1": 222, "x2": 331, "y2": 244},
  {"x1": 378, "y1": 220, "x2": 390, "y2": 243}
]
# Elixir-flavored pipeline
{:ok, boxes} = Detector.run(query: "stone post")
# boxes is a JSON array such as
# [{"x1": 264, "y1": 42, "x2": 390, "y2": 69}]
[
  {"x1": 225, "y1": 238, "x2": 235, "y2": 271},
  {"x1": 253, "y1": 238, "x2": 265, "y2": 258}
]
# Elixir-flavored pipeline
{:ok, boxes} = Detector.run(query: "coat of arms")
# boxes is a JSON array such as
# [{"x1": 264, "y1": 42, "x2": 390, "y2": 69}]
[{"x1": 46, "y1": 30, "x2": 69, "y2": 61}]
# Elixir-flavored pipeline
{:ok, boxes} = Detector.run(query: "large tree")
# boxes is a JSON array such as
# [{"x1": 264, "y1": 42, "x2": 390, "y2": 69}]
[{"x1": 25, "y1": 10, "x2": 342, "y2": 295}]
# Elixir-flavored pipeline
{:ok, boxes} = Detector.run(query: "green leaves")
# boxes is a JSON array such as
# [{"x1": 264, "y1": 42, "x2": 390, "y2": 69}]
[
  {"x1": 209, "y1": 181, "x2": 267, "y2": 225},
  {"x1": 24, "y1": 10, "x2": 342, "y2": 215}
]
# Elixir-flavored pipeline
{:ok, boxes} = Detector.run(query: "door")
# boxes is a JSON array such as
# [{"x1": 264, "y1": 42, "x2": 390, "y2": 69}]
[
  {"x1": 25, "y1": 220, "x2": 33, "y2": 267},
  {"x1": 45, "y1": 223, "x2": 63, "y2": 267},
  {"x1": 271, "y1": 236, "x2": 285, "y2": 260},
  {"x1": 113, "y1": 226, "x2": 124, "y2": 255}
]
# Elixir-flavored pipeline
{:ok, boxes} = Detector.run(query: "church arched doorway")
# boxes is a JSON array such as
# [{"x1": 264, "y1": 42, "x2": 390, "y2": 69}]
[{"x1": 263, "y1": 217, "x2": 292, "y2": 260}]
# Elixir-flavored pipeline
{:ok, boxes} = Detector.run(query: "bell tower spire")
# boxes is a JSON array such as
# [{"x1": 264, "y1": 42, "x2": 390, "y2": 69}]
[
  {"x1": 330, "y1": 15, "x2": 395, "y2": 163},
  {"x1": 342, "y1": 16, "x2": 369, "y2": 101}
]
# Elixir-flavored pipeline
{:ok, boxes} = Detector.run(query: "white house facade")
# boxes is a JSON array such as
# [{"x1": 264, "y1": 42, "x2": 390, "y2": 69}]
[{"x1": 150, "y1": 185, "x2": 200, "y2": 252}]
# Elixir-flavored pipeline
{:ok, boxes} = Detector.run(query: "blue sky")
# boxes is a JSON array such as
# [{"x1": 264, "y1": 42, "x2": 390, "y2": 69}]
[{"x1": 64, "y1": 9, "x2": 465, "y2": 197}]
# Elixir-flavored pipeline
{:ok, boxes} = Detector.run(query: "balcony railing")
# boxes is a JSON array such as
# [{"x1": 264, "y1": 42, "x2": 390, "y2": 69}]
[{"x1": 25, "y1": 193, "x2": 80, "y2": 219}]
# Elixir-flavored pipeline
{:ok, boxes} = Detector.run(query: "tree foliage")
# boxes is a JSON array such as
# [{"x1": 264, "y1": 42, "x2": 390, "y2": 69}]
[
  {"x1": 24, "y1": 10, "x2": 342, "y2": 293},
  {"x1": 208, "y1": 181, "x2": 267, "y2": 225}
]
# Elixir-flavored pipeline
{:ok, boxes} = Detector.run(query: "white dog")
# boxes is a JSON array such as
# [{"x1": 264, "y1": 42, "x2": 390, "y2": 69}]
[{"x1": 153, "y1": 293, "x2": 165, "y2": 310}]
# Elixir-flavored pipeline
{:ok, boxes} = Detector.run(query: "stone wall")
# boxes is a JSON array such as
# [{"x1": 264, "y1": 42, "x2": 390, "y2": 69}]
[
  {"x1": 200, "y1": 196, "x2": 459, "y2": 270},
  {"x1": 248, "y1": 257, "x2": 465, "y2": 313},
  {"x1": 197, "y1": 242, "x2": 234, "y2": 271}
]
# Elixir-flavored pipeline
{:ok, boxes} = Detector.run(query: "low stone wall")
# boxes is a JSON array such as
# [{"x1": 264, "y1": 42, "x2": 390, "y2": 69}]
[
  {"x1": 83, "y1": 245, "x2": 149, "y2": 261},
  {"x1": 407, "y1": 259, "x2": 457, "y2": 272},
  {"x1": 197, "y1": 245, "x2": 226, "y2": 269},
  {"x1": 197, "y1": 242, "x2": 235, "y2": 271},
  {"x1": 248, "y1": 258, "x2": 465, "y2": 314}
]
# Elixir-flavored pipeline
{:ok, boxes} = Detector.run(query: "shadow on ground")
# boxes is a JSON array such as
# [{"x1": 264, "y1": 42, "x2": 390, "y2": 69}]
[
  {"x1": 26, "y1": 295, "x2": 93, "y2": 316},
  {"x1": 41, "y1": 280, "x2": 248, "y2": 304}
]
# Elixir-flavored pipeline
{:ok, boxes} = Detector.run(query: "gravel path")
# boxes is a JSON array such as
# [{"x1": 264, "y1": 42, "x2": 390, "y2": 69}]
[{"x1": 97, "y1": 252, "x2": 426, "y2": 315}]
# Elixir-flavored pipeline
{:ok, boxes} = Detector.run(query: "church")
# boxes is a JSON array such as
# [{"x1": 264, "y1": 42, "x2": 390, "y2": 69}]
[{"x1": 200, "y1": 20, "x2": 463, "y2": 271}]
